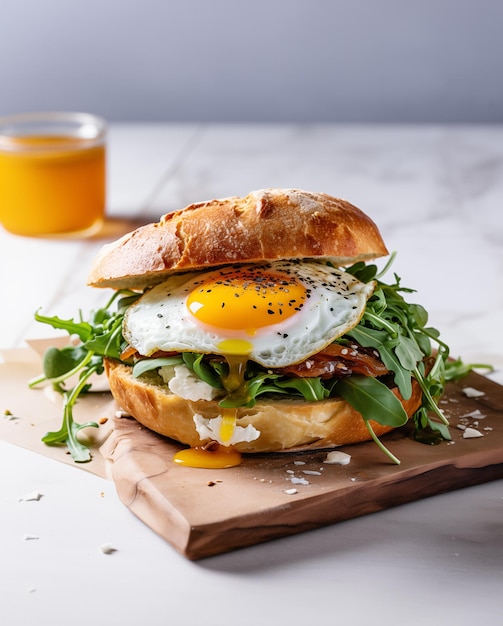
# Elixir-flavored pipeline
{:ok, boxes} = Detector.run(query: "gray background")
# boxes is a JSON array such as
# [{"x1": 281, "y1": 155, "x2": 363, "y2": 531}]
[{"x1": 1, "y1": 0, "x2": 502, "y2": 123}]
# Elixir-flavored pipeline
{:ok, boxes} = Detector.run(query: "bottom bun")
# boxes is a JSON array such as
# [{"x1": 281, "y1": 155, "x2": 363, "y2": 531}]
[{"x1": 104, "y1": 358, "x2": 423, "y2": 453}]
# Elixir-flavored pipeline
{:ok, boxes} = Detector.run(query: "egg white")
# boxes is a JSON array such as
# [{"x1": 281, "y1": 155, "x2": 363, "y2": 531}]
[{"x1": 123, "y1": 260, "x2": 375, "y2": 368}]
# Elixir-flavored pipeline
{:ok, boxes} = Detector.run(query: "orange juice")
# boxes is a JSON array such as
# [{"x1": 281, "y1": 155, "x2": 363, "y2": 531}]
[{"x1": 0, "y1": 113, "x2": 106, "y2": 237}]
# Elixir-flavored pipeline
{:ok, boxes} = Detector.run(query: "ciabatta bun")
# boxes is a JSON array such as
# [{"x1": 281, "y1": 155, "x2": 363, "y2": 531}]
[
  {"x1": 105, "y1": 359, "x2": 423, "y2": 453},
  {"x1": 88, "y1": 188, "x2": 388, "y2": 290}
]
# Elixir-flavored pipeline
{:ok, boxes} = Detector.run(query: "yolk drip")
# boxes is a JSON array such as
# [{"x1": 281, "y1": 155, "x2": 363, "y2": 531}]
[
  {"x1": 173, "y1": 352, "x2": 250, "y2": 469},
  {"x1": 187, "y1": 268, "x2": 306, "y2": 335},
  {"x1": 173, "y1": 407, "x2": 243, "y2": 468},
  {"x1": 173, "y1": 445, "x2": 242, "y2": 469},
  {"x1": 220, "y1": 406, "x2": 238, "y2": 443}
]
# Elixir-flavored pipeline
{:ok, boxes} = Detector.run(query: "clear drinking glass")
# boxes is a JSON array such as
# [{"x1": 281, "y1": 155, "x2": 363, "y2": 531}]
[{"x1": 0, "y1": 112, "x2": 106, "y2": 237}]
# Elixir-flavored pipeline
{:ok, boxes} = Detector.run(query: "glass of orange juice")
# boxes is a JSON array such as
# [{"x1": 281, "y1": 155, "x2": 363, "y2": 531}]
[{"x1": 0, "y1": 112, "x2": 106, "y2": 237}]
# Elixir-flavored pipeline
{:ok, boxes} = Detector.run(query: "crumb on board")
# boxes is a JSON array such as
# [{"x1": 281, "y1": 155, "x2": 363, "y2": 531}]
[
  {"x1": 100, "y1": 543, "x2": 117, "y2": 555},
  {"x1": 463, "y1": 427, "x2": 484, "y2": 439},
  {"x1": 18, "y1": 491, "x2": 43, "y2": 502},
  {"x1": 462, "y1": 387, "x2": 485, "y2": 398},
  {"x1": 3, "y1": 409, "x2": 19, "y2": 421},
  {"x1": 324, "y1": 451, "x2": 352, "y2": 465}
]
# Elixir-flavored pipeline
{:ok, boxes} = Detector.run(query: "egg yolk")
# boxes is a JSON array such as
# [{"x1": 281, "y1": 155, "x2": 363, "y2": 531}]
[
  {"x1": 173, "y1": 445, "x2": 242, "y2": 469},
  {"x1": 186, "y1": 268, "x2": 307, "y2": 335}
]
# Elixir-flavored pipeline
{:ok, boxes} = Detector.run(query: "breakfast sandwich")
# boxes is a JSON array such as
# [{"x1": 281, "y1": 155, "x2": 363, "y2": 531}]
[{"x1": 34, "y1": 188, "x2": 470, "y2": 466}]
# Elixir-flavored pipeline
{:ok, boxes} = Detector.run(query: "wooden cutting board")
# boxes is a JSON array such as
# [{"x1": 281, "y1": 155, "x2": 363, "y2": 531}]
[{"x1": 99, "y1": 371, "x2": 503, "y2": 560}]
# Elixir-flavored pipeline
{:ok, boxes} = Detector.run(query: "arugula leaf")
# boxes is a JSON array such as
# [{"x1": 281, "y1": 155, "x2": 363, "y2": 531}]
[
  {"x1": 343, "y1": 257, "x2": 495, "y2": 456},
  {"x1": 274, "y1": 377, "x2": 330, "y2": 402},
  {"x1": 31, "y1": 290, "x2": 138, "y2": 462},
  {"x1": 345, "y1": 325, "x2": 412, "y2": 399},
  {"x1": 335, "y1": 375, "x2": 409, "y2": 427},
  {"x1": 132, "y1": 356, "x2": 184, "y2": 378},
  {"x1": 42, "y1": 345, "x2": 90, "y2": 380},
  {"x1": 41, "y1": 362, "x2": 101, "y2": 462},
  {"x1": 183, "y1": 353, "x2": 225, "y2": 389},
  {"x1": 395, "y1": 335, "x2": 424, "y2": 371},
  {"x1": 444, "y1": 357, "x2": 493, "y2": 381},
  {"x1": 34, "y1": 309, "x2": 94, "y2": 343}
]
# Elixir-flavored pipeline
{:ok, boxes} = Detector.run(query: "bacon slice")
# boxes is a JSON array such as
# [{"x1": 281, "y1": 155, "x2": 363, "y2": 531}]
[
  {"x1": 278, "y1": 342, "x2": 388, "y2": 379},
  {"x1": 119, "y1": 345, "x2": 138, "y2": 361},
  {"x1": 119, "y1": 346, "x2": 179, "y2": 362},
  {"x1": 121, "y1": 341, "x2": 387, "y2": 381}
]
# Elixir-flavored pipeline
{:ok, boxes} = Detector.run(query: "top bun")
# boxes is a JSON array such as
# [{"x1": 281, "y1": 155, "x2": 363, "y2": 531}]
[{"x1": 88, "y1": 188, "x2": 388, "y2": 290}]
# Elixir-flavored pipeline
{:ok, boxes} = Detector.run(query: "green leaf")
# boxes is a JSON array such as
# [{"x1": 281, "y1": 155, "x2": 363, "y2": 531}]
[
  {"x1": 32, "y1": 292, "x2": 137, "y2": 462},
  {"x1": 345, "y1": 261, "x2": 378, "y2": 283},
  {"x1": 346, "y1": 324, "x2": 389, "y2": 349},
  {"x1": 444, "y1": 357, "x2": 494, "y2": 381},
  {"x1": 183, "y1": 353, "x2": 224, "y2": 389},
  {"x1": 378, "y1": 344, "x2": 413, "y2": 400},
  {"x1": 133, "y1": 356, "x2": 184, "y2": 378},
  {"x1": 409, "y1": 303, "x2": 429, "y2": 328},
  {"x1": 394, "y1": 335, "x2": 423, "y2": 371},
  {"x1": 335, "y1": 375, "x2": 409, "y2": 427},
  {"x1": 346, "y1": 325, "x2": 413, "y2": 399},
  {"x1": 275, "y1": 377, "x2": 330, "y2": 402},
  {"x1": 42, "y1": 412, "x2": 98, "y2": 463},
  {"x1": 42, "y1": 345, "x2": 88, "y2": 380},
  {"x1": 41, "y1": 370, "x2": 99, "y2": 462},
  {"x1": 34, "y1": 310, "x2": 93, "y2": 343}
]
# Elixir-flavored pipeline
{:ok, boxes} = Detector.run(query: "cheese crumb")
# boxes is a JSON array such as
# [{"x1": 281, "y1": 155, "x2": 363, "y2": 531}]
[
  {"x1": 463, "y1": 427, "x2": 484, "y2": 439},
  {"x1": 289, "y1": 476, "x2": 310, "y2": 485},
  {"x1": 462, "y1": 387, "x2": 485, "y2": 398},
  {"x1": 18, "y1": 491, "x2": 43, "y2": 502},
  {"x1": 100, "y1": 543, "x2": 117, "y2": 555},
  {"x1": 165, "y1": 364, "x2": 221, "y2": 401},
  {"x1": 461, "y1": 409, "x2": 484, "y2": 419},
  {"x1": 324, "y1": 451, "x2": 352, "y2": 465}
]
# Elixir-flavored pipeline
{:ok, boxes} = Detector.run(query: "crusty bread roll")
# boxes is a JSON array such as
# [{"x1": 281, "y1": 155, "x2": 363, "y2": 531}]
[
  {"x1": 88, "y1": 188, "x2": 388, "y2": 290},
  {"x1": 105, "y1": 359, "x2": 423, "y2": 453}
]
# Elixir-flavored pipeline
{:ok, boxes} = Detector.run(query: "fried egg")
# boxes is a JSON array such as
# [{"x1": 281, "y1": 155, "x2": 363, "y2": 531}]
[{"x1": 123, "y1": 260, "x2": 374, "y2": 368}]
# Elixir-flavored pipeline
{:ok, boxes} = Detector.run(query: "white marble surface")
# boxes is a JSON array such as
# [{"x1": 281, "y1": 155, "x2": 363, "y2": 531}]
[{"x1": 1, "y1": 124, "x2": 502, "y2": 625}]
